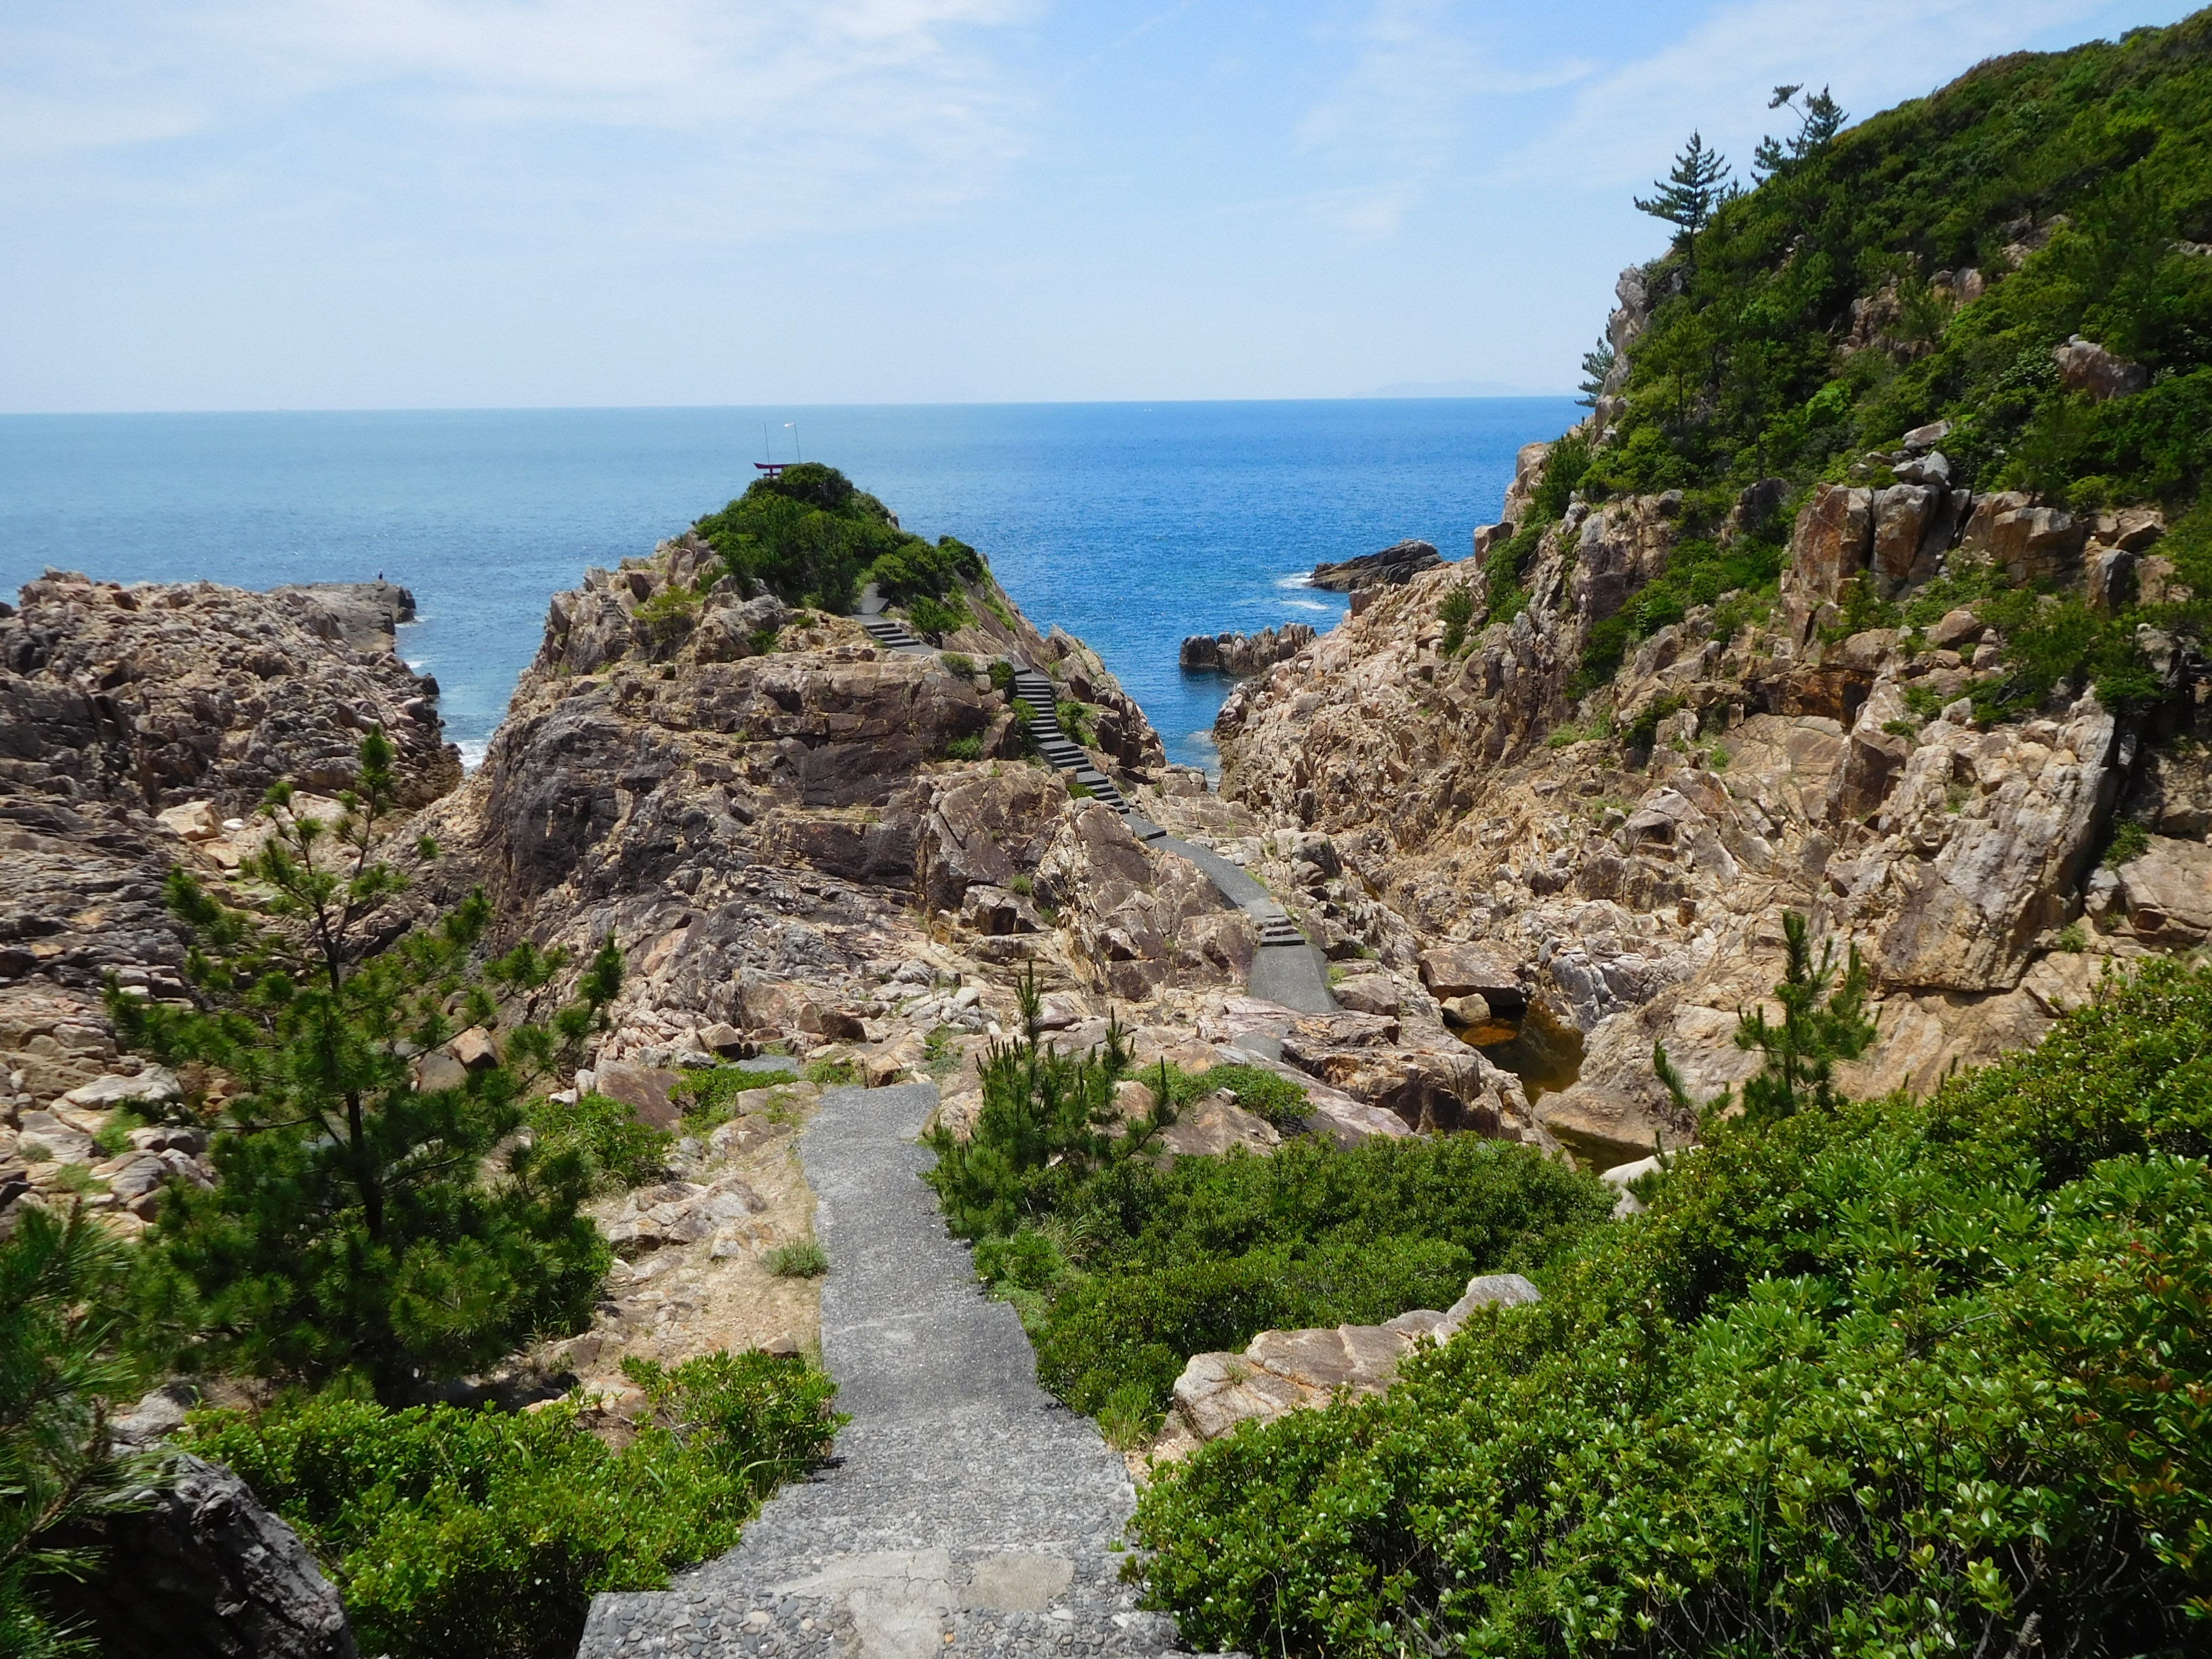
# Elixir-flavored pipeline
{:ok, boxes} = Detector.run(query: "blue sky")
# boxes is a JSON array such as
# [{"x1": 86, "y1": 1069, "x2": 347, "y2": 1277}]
[{"x1": 1, "y1": 0, "x2": 2195, "y2": 412}]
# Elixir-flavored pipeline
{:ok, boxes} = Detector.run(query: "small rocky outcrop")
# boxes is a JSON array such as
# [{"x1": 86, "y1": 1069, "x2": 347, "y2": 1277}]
[
  {"x1": 0, "y1": 569, "x2": 461, "y2": 1237},
  {"x1": 1179, "y1": 624, "x2": 1317, "y2": 676},
  {"x1": 2053, "y1": 335, "x2": 2149, "y2": 401},
  {"x1": 1147, "y1": 1273, "x2": 1540, "y2": 1462},
  {"x1": 1309, "y1": 540, "x2": 1441, "y2": 592}
]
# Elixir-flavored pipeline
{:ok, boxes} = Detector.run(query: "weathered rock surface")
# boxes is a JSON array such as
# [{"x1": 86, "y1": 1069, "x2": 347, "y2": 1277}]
[
  {"x1": 53, "y1": 1453, "x2": 359, "y2": 1659},
  {"x1": 1310, "y1": 539, "x2": 1442, "y2": 592},
  {"x1": 1210, "y1": 434, "x2": 2196, "y2": 1162},
  {"x1": 0, "y1": 569, "x2": 457, "y2": 1234},
  {"x1": 1148, "y1": 1273, "x2": 1542, "y2": 1462}
]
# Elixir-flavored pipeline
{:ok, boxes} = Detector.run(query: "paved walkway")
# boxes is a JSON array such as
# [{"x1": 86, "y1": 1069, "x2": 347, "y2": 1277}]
[
  {"x1": 577, "y1": 1083, "x2": 1185, "y2": 1659},
  {"x1": 1152, "y1": 838, "x2": 1336, "y2": 1015}
]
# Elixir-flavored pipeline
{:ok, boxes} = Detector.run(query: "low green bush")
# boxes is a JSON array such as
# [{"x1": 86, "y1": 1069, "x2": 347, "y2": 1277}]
[
  {"x1": 943, "y1": 735, "x2": 983, "y2": 762},
  {"x1": 926, "y1": 982, "x2": 1612, "y2": 1427},
  {"x1": 186, "y1": 1351, "x2": 842, "y2": 1659},
  {"x1": 1131, "y1": 957, "x2": 2212, "y2": 1659},
  {"x1": 525, "y1": 1092, "x2": 670, "y2": 1191},
  {"x1": 691, "y1": 464, "x2": 985, "y2": 617}
]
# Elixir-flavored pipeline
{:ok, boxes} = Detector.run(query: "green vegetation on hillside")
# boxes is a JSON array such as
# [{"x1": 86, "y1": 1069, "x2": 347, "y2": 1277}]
[
  {"x1": 1483, "y1": 14, "x2": 2212, "y2": 711},
  {"x1": 1132, "y1": 954, "x2": 2212, "y2": 1658},
  {"x1": 691, "y1": 462, "x2": 986, "y2": 617},
  {"x1": 924, "y1": 976, "x2": 1612, "y2": 1443},
  {"x1": 1590, "y1": 17, "x2": 2212, "y2": 507}
]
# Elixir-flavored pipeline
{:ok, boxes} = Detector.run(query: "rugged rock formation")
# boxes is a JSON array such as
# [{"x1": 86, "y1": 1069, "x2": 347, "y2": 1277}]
[
  {"x1": 1309, "y1": 539, "x2": 1441, "y2": 592},
  {"x1": 0, "y1": 569, "x2": 457, "y2": 1237},
  {"x1": 1211, "y1": 449, "x2": 2194, "y2": 1162},
  {"x1": 1179, "y1": 624, "x2": 1317, "y2": 676}
]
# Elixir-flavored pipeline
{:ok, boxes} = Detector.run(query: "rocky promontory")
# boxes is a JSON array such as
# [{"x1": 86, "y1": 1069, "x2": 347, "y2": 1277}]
[{"x1": 1308, "y1": 538, "x2": 1441, "y2": 592}]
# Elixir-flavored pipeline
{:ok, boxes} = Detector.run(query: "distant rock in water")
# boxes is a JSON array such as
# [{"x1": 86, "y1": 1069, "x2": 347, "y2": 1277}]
[
  {"x1": 1180, "y1": 623, "x2": 1317, "y2": 676},
  {"x1": 1309, "y1": 539, "x2": 1441, "y2": 592}
]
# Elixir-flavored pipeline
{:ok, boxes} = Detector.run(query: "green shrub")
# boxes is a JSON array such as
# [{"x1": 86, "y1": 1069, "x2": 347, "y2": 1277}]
[
  {"x1": 804, "y1": 1058, "x2": 858, "y2": 1089},
  {"x1": 691, "y1": 466, "x2": 984, "y2": 617},
  {"x1": 2106, "y1": 816, "x2": 2153, "y2": 869},
  {"x1": 935, "y1": 1008, "x2": 1611, "y2": 1421},
  {"x1": 943, "y1": 736, "x2": 983, "y2": 762},
  {"x1": 941, "y1": 653, "x2": 977, "y2": 678},
  {"x1": 1438, "y1": 586, "x2": 1474, "y2": 655},
  {"x1": 989, "y1": 660, "x2": 1016, "y2": 695},
  {"x1": 1130, "y1": 956, "x2": 2212, "y2": 1659},
  {"x1": 906, "y1": 596, "x2": 965, "y2": 639},
  {"x1": 186, "y1": 1350, "x2": 841, "y2": 1659},
  {"x1": 765, "y1": 1240, "x2": 828, "y2": 1278},
  {"x1": 1480, "y1": 520, "x2": 1545, "y2": 625},
  {"x1": 526, "y1": 1093, "x2": 670, "y2": 1191},
  {"x1": 1527, "y1": 430, "x2": 1591, "y2": 519},
  {"x1": 89, "y1": 1107, "x2": 147, "y2": 1160}
]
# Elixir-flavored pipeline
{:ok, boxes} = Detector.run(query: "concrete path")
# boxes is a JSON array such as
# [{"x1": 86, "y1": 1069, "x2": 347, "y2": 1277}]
[
  {"x1": 577, "y1": 1083, "x2": 1183, "y2": 1659},
  {"x1": 1153, "y1": 836, "x2": 1336, "y2": 1015}
]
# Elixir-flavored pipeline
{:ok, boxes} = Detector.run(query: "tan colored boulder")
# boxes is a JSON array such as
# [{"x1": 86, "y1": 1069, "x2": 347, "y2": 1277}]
[
  {"x1": 449, "y1": 1027, "x2": 499, "y2": 1070},
  {"x1": 1961, "y1": 492, "x2": 2086, "y2": 583},
  {"x1": 1151, "y1": 1273, "x2": 1542, "y2": 1461},
  {"x1": 1416, "y1": 943, "x2": 1525, "y2": 1010},
  {"x1": 2118, "y1": 835, "x2": 2212, "y2": 943},
  {"x1": 1332, "y1": 973, "x2": 1401, "y2": 1016},
  {"x1": 595, "y1": 1060, "x2": 684, "y2": 1131},
  {"x1": 1157, "y1": 1092, "x2": 1279, "y2": 1158}
]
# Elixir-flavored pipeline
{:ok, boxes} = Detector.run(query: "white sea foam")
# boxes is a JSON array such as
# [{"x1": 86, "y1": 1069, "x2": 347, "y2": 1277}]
[
  {"x1": 1285, "y1": 598, "x2": 1330, "y2": 613},
  {"x1": 1274, "y1": 572, "x2": 1315, "y2": 590},
  {"x1": 457, "y1": 739, "x2": 489, "y2": 773}
]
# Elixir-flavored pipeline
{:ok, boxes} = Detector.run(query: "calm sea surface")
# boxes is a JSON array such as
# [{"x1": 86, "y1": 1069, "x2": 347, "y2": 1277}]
[{"x1": 0, "y1": 401, "x2": 1575, "y2": 769}]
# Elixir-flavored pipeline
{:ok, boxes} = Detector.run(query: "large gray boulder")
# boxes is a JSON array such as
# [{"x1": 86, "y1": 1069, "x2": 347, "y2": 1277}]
[{"x1": 54, "y1": 1453, "x2": 357, "y2": 1659}]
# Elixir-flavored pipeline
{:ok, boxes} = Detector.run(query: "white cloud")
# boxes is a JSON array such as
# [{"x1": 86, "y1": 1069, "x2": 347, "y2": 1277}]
[
  {"x1": 1508, "y1": 0, "x2": 2126, "y2": 188},
  {"x1": 0, "y1": 0, "x2": 1036, "y2": 236},
  {"x1": 1296, "y1": 0, "x2": 1593, "y2": 239}
]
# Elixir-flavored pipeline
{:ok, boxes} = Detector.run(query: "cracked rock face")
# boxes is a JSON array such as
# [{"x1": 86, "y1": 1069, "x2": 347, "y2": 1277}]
[{"x1": 1210, "y1": 465, "x2": 2188, "y2": 1164}]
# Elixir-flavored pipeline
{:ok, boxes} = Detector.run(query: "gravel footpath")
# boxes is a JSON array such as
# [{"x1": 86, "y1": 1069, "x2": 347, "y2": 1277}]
[{"x1": 577, "y1": 1082, "x2": 1196, "y2": 1659}]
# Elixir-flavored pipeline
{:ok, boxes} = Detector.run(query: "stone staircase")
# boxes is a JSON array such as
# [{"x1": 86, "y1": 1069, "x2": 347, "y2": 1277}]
[
  {"x1": 858, "y1": 615, "x2": 928, "y2": 654},
  {"x1": 576, "y1": 1084, "x2": 1193, "y2": 1659},
  {"x1": 1004, "y1": 665, "x2": 1164, "y2": 840}
]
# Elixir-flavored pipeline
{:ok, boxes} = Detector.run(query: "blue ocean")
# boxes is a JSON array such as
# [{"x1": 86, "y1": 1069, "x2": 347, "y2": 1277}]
[{"x1": 0, "y1": 401, "x2": 1575, "y2": 769}]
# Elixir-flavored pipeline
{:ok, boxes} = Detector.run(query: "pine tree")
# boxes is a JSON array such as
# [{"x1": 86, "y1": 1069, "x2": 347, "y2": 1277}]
[
  {"x1": 1753, "y1": 84, "x2": 1847, "y2": 179},
  {"x1": 1655, "y1": 911, "x2": 1877, "y2": 1130},
  {"x1": 108, "y1": 731, "x2": 626, "y2": 1402},
  {"x1": 1634, "y1": 131, "x2": 1733, "y2": 251},
  {"x1": 0, "y1": 1206, "x2": 150, "y2": 1658},
  {"x1": 1576, "y1": 336, "x2": 1616, "y2": 408}
]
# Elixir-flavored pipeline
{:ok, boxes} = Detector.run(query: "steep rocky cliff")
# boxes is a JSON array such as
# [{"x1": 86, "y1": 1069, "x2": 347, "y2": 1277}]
[{"x1": 1208, "y1": 18, "x2": 2212, "y2": 1162}]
